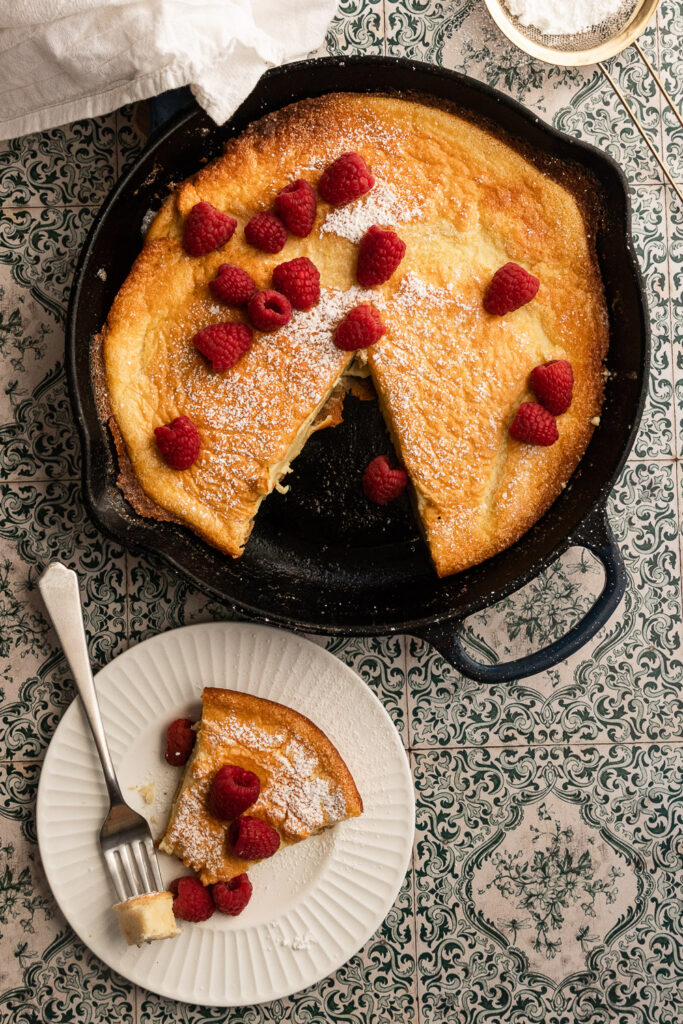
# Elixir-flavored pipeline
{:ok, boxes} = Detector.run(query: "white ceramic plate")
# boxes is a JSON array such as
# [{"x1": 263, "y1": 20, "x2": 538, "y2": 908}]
[{"x1": 37, "y1": 622, "x2": 414, "y2": 1006}]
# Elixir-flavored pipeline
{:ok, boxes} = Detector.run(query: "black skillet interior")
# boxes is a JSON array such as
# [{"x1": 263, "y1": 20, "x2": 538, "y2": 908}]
[{"x1": 67, "y1": 56, "x2": 648, "y2": 636}]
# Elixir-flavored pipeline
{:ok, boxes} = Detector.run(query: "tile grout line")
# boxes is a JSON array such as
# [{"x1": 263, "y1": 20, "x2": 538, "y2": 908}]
[
  {"x1": 8, "y1": 735, "x2": 683, "y2": 770},
  {"x1": 1, "y1": 203, "x2": 100, "y2": 213},
  {"x1": 125, "y1": 549, "x2": 131, "y2": 652},
  {"x1": 653, "y1": 7, "x2": 666, "y2": 189},
  {"x1": 403, "y1": 634, "x2": 413, "y2": 752},
  {"x1": 407, "y1": 737, "x2": 683, "y2": 754},
  {"x1": 408, "y1": 750, "x2": 422, "y2": 1024},
  {"x1": 1, "y1": 477, "x2": 80, "y2": 487},
  {"x1": 655, "y1": 7, "x2": 679, "y2": 463},
  {"x1": 675, "y1": 459, "x2": 683, "y2": 615}
]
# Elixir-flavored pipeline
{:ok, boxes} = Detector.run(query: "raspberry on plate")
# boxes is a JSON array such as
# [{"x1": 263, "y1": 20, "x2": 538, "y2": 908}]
[
  {"x1": 183, "y1": 202, "x2": 237, "y2": 256},
  {"x1": 154, "y1": 415, "x2": 200, "y2": 470},
  {"x1": 484, "y1": 261, "x2": 540, "y2": 315},
  {"x1": 275, "y1": 179, "x2": 316, "y2": 237},
  {"x1": 212, "y1": 874, "x2": 253, "y2": 916},
  {"x1": 272, "y1": 257, "x2": 320, "y2": 310},
  {"x1": 228, "y1": 816, "x2": 281, "y2": 860},
  {"x1": 208, "y1": 765, "x2": 260, "y2": 821},
  {"x1": 509, "y1": 402, "x2": 558, "y2": 446},
  {"x1": 318, "y1": 152, "x2": 375, "y2": 206},
  {"x1": 209, "y1": 264, "x2": 256, "y2": 307},
  {"x1": 165, "y1": 717, "x2": 196, "y2": 766},
  {"x1": 362, "y1": 455, "x2": 408, "y2": 504},
  {"x1": 529, "y1": 359, "x2": 574, "y2": 415},
  {"x1": 356, "y1": 226, "x2": 406, "y2": 287},
  {"x1": 244, "y1": 211, "x2": 287, "y2": 253},
  {"x1": 334, "y1": 304, "x2": 385, "y2": 351},
  {"x1": 248, "y1": 289, "x2": 292, "y2": 331},
  {"x1": 192, "y1": 322, "x2": 252, "y2": 372},
  {"x1": 170, "y1": 876, "x2": 214, "y2": 922}
]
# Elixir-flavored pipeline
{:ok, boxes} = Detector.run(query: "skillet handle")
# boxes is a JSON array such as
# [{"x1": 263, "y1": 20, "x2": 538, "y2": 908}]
[{"x1": 415, "y1": 509, "x2": 626, "y2": 683}]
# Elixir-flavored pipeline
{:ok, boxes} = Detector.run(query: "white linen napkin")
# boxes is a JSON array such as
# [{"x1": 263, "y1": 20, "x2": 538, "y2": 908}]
[{"x1": 0, "y1": 0, "x2": 337, "y2": 141}]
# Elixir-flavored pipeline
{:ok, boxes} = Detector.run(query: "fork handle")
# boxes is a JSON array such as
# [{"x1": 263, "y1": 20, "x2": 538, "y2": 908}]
[{"x1": 39, "y1": 562, "x2": 123, "y2": 803}]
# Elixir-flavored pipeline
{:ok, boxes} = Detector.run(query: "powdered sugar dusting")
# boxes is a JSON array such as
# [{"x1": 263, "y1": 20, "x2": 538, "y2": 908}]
[
  {"x1": 160, "y1": 700, "x2": 352, "y2": 883},
  {"x1": 272, "y1": 738, "x2": 347, "y2": 835},
  {"x1": 387, "y1": 272, "x2": 457, "y2": 309},
  {"x1": 320, "y1": 182, "x2": 425, "y2": 243},
  {"x1": 209, "y1": 715, "x2": 285, "y2": 751}
]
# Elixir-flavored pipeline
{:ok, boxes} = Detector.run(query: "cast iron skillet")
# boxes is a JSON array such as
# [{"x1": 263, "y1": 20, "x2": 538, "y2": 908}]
[{"x1": 66, "y1": 56, "x2": 649, "y2": 683}]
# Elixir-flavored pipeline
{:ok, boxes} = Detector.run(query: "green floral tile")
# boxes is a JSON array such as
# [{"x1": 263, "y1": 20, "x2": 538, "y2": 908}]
[
  {"x1": 0, "y1": 116, "x2": 117, "y2": 208},
  {"x1": 413, "y1": 743, "x2": 683, "y2": 1024},
  {"x1": 407, "y1": 460, "x2": 683, "y2": 747},
  {"x1": 658, "y1": 0, "x2": 683, "y2": 182},
  {"x1": 386, "y1": 0, "x2": 474, "y2": 64},
  {"x1": 127, "y1": 551, "x2": 236, "y2": 646},
  {"x1": 0, "y1": 205, "x2": 96, "y2": 323},
  {"x1": 0, "y1": 204, "x2": 95, "y2": 483},
  {"x1": 386, "y1": 0, "x2": 664, "y2": 185},
  {"x1": 316, "y1": 634, "x2": 408, "y2": 743},
  {"x1": 116, "y1": 105, "x2": 147, "y2": 181},
  {"x1": 0, "y1": 480, "x2": 127, "y2": 760},
  {"x1": 317, "y1": 0, "x2": 385, "y2": 56},
  {"x1": 0, "y1": 762, "x2": 135, "y2": 1023},
  {"x1": 140, "y1": 871, "x2": 415, "y2": 1023},
  {"x1": 668, "y1": 196, "x2": 683, "y2": 457},
  {"x1": 630, "y1": 185, "x2": 674, "y2": 459},
  {"x1": 0, "y1": 268, "x2": 79, "y2": 482}
]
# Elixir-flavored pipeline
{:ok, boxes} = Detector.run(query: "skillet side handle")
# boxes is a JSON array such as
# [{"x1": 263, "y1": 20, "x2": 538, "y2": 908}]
[{"x1": 416, "y1": 510, "x2": 626, "y2": 684}]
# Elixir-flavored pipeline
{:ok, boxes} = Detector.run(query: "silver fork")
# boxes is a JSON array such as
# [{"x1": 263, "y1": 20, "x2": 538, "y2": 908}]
[{"x1": 39, "y1": 561, "x2": 164, "y2": 903}]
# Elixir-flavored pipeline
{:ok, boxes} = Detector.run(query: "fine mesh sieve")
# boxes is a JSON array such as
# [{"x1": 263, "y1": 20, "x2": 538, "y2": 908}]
[{"x1": 484, "y1": 0, "x2": 683, "y2": 202}]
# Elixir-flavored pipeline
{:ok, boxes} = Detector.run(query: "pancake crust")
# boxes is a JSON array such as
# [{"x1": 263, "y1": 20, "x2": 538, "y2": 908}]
[
  {"x1": 158, "y1": 688, "x2": 363, "y2": 885},
  {"x1": 101, "y1": 92, "x2": 608, "y2": 576}
]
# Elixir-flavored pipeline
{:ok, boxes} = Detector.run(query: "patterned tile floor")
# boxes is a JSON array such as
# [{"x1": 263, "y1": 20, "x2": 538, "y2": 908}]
[{"x1": 1, "y1": 2, "x2": 682, "y2": 1022}]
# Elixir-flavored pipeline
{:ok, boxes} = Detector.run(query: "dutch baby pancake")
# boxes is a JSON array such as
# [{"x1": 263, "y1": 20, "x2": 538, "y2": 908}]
[{"x1": 98, "y1": 92, "x2": 607, "y2": 577}]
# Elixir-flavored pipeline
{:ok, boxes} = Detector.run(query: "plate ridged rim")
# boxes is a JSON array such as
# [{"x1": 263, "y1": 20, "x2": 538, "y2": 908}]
[{"x1": 36, "y1": 622, "x2": 414, "y2": 1006}]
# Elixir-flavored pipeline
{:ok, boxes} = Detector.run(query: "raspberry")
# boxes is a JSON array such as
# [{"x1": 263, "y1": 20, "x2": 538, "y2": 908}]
[
  {"x1": 192, "y1": 322, "x2": 252, "y2": 372},
  {"x1": 209, "y1": 264, "x2": 256, "y2": 306},
  {"x1": 248, "y1": 289, "x2": 292, "y2": 331},
  {"x1": 212, "y1": 874, "x2": 253, "y2": 916},
  {"x1": 154, "y1": 415, "x2": 200, "y2": 470},
  {"x1": 208, "y1": 765, "x2": 260, "y2": 821},
  {"x1": 484, "y1": 262, "x2": 540, "y2": 315},
  {"x1": 228, "y1": 816, "x2": 281, "y2": 860},
  {"x1": 164, "y1": 717, "x2": 195, "y2": 766},
  {"x1": 272, "y1": 257, "x2": 320, "y2": 310},
  {"x1": 183, "y1": 202, "x2": 236, "y2": 256},
  {"x1": 169, "y1": 876, "x2": 214, "y2": 922},
  {"x1": 275, "y1": 179, "x2": 316, "y2": 237},
  {"x1": 509, "y1": 402, "x2": 558, "y2": 446},
  {"x1": 318, "y1": 152, "x2": 375, "y2": 206},
  {"x1": 529, "y1": 360, "x2": 574, "y2": 416},
  {"x1": 362, "y1": 455, "x2": 408, "y2": 504},
  {"x1": 244, "y1": 211, "x2": 287, "y2": 253},
  {"x1": 334, "y1": 304, "x2": 385, "y2": 351},
  {"x1": 356, "y1": 226, "x2": 406, "y2": 287}
]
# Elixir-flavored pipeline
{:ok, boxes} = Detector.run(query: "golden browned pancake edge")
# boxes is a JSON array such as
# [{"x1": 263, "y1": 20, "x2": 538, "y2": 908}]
[
  {"x1": 159, "y1": 687, "x2": 363, "y2": 885},
  {"x1": 101, "y1": 92, "x2": 608, "y2": 576}
]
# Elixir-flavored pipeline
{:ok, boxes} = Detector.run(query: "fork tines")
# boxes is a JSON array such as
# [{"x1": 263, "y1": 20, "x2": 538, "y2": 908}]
[{"x1": 104, "y1": 836, "x2": 164, "y2": 904}]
